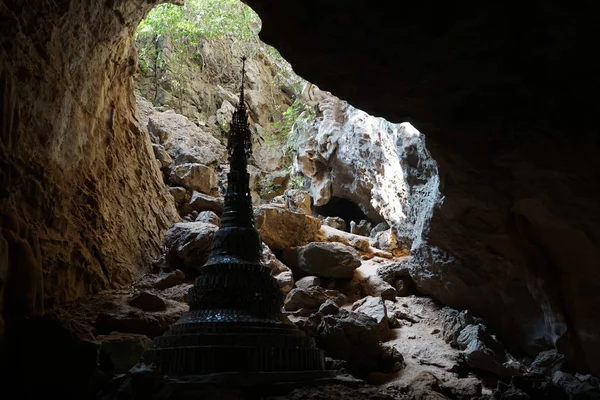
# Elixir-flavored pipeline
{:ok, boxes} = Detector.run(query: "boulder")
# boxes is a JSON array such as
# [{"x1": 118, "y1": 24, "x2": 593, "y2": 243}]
[
  {"x1": 189, "y1": 191, "x2": 223, "y2": 215},
  {"x1": 282, "y1": 242, "x2": 361, "y2": 279},
  {"x1": 530, "y1": 349, "x2": 566, "y2": 376},
  {"x1": 441, "y1": 307, "x2": 483, "y2": 347},
  {"x1": 295, "y1": 276, "x2": 322, "y2": 290},
  {"x1": 323, "y1": 216, "x2": 347, "y2": 231},
  {"x1": 254, "y1": 205, "x2": 322, "y2": 249},
  {"x1": 152, "y1": 270, "x2": 186, "y2": 290},
  {"x1": 456, "y1": 324, "x2": 526, "y2": 377},
  {"x1": 319, "y1": 225, "x2": 371, "y2": 252},
  {"x1": 315, "y1": 309, "x2": 382, "y2": 376},
  {"x1": 260, "y1": 243, "x2": 289, "y2": 274},
  {"x1": 350, "y1": 219, "x2": 372, "y2": 237},
  {"x1": 318, "y1": 299, "x2": 340, "y2": 315},
  {"x1": 274, "y1": 271, "x2": 294, "y2": 295},
  {"x1": 283, "y1": 189, "x2": 312, "y2": 215},
  {"x1": 146, "y1": 108, "x2": 226, "y2": 167},
  {"x1": 129, "y1": 291, "x2": 167, "y2": 312},
  {"x1": 194, "y1": 210, "x2": 221, "y2": 226},
  {"x1": 169, "y1": 163, "x2": 215, "y2": 194},
  {"x1": 168, "y1": 187, "x2": 188, "y2": 204},
  {"x1": 97, "y1": 332, "x2": 153, "y2": 374},
  {"x1": 163, "y1": 222, "x2": 218, "y2": 271},
  {"x1": 352, "y1": 296, "x2": 390, "y2": 338},
  {"x1": 284, "y1": 286, "x2": 330, "y2": 311},
  {"x1": 160, "y1": 283, "x2": 193, "y2": 303},
  {"x1": 152, "y1": 144, "x2": 173, "y2": 169}
]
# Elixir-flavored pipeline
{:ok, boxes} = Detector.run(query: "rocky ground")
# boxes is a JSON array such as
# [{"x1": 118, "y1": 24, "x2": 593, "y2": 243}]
[{"x1": 44, "y1": 99, "x2": 599, "y2": 399}]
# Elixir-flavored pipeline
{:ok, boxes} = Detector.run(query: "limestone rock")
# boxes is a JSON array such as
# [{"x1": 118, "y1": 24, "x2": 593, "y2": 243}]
[
  {"x1": 350, "y1": 220, "x2": 372, "y2": 237},
  {"x1": 284, "y1": 286, "x2": 330, "y2": 311},
  {"x1": 168, "y1": 187, "x2": 188, "y2": 204},
  {"x1": 323, "y1": 216, "x2": 347, "y2": 231},
  {"x1": 152, "y1": 144, "x2": 174, "y2": 170},
  {"x1": 152, "y1": 270, "x2": 186, "y2": 290},
  {"x1": 352, "y1": 296, "x2": 390, "y2": 338},
  {"x1": 97, "y1": 332, "x2": 153, "y2": 374},
  {"x1": 260, "y1": 243, "x2": 289, "y2": 274},
  {"x1": 295, "y1": 276, "x2": 322, "y2": 290},
  {"x1": 282, "y1": 242, "x2": 361, "y2": 279},
  {"x1": 319, "y1": 225, "x2": 371, "y2": 253},
  {"x1": 169, "y1": 163, "x2": 216, "y2": 195},
  {"x1": 254, "y1": 205, "x2": 322, "y2": 249},
  {"x1": 128, "y1": 291, "x2": 167, "y2": 312},
  {"x1": 456, "y1": 324, "x2": 526, "y2": 377},
  {"x1": 163, "y1": 222, "x2": 218, "y2": 271},
  {"x1": 274, "y1": 271, "x2": 294, "y2": 295},
  {"x1": 189, "y1": 191, "x2": 223, "y2": 215},
  {"x1": 441, "y1": 307, "x2": 483, "y2": 347},
  {"x1": 146, "y1": 108, "x2": 226, "y2": 167},
  {"x1": 318, "y1": 299, "x2": 340, "y2": 315},
  {"x1": 160, "y1": 283, "x2": 193, "y2": 303},
  {"x1": 194, "y1": 210, "x2": 221, "y2": 226},
  {"x1": 283, "y1": 189, "x2": 312, "y2": 215},
  {"x1": 530, "y1": 349, "x2": 566, "y2": 376},
  {"x1": 315, "y1": 309, "x2": 382, "y2": 376}
]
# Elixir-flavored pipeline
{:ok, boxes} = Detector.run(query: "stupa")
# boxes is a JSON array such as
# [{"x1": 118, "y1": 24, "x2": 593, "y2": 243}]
[{"x1": 143, "y1": 58, "x2": 330, "y2": 382}]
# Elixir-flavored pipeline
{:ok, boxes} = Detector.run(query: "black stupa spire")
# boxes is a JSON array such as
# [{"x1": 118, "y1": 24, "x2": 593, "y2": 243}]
[{"x1": 142, "y1": 59, "x2": 331, "y2": 383}]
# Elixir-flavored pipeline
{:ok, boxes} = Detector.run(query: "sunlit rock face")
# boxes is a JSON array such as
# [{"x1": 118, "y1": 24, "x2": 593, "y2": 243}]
[
  {"x1": 294, "y1": 85, "x2": 439, "y2": 251},
  {"x1": 0, "y1": 0, "x2": 179, "y2": 335},
  {"x1": 248, "y1": 1, "x2": 600, "y2": 374}
]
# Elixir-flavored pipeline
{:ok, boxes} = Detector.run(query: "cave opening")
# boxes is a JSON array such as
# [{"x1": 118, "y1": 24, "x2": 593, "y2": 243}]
[{"x1": 313, "y1": 196, "x2": 374, "y2": 231}]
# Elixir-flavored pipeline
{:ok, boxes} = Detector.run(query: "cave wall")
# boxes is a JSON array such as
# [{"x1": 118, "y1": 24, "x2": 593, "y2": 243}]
[
  {"x1": 245, "y1": 1, "x2": 600, "y2": 374},
  {"x1": 0, "y1": 0, "x2": 179, "y2": 338}
]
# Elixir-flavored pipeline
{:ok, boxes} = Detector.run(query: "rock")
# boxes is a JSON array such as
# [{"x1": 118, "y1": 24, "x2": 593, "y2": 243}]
[
  {"x1": 552, "y1": 371, "x2": 600, "y2": 398},
  {"x1": 394, "y1": 277, "x2": 413, "y2": 297},
  {"x1": 323, "y1": 216, "x2": 346, "y2": 231},
  {"x1": 352, "y1": 296, "x2": 390, "y2": 338},
  {"x1": 318, "y1": 225, "x2": 371, "y2": 252},
  {"x1": 168, "y1": 187, "x2": 188, "y2": 204},
  {"x1": 401, "y1": 372, "x2": 447, "y2": 400},
  {"x1": 284, "y1": 286, "x2": 330, "y2": 311},
  {"x1": 350, "y1": 219, "x2": 372, "y2": 237},
  {"x1": 530, "y1": 349, "x2": 566, "y2": 376},
  {"x1": 146, "y1": 108, "x2": 226, "y2": 167},
  {"x1": 129, "y1": 291, "x2": 167, "y2": 312},
  {"x1": 443, "y1": 377, "x2": 483, "y2": 399},
  {"x1": 442, "y1": 307, "x2": 483, "y2": 347},
  {"x1": 370, "y1": 221, "x2": 390, "y2": 237},
  {"x1": 370, "y1": 229, "x2": 403, "y2": 255},
  {"x1": 315, "y1": 309, "x2": 382, "y2": 376},
  {"x1": 283, "y1": 189, "x2": 312, "y2": 215},
  {"x1": 274, "y1": 271, "x2": 294, "y2": 295},
  {"x1": 195, "y1": 210, "x2": 221, "y2": 226},
  {"x1": 216, "y1": 100, "x2": 236, "y2": 129},
  {"x1": 457, "y1": 324, "x2": 526, "y2": 377},
  {"x1": 163, "y1": 222, "x2": 218, "y2": 271},
  {"x1": 295, "y1": 276, "x2": 322, "y2": 290},
  {"x1": 95, "y1": 305, "x2": 186, "y2": 338},
  {"x1": 152, "y1": 270, "x2": 186, "y2": 290},
  {"x1": 169, "y1": 163, "x2": 216, "y2": 194},
  {"x1": 254, "y1": 205, "x2": 322, "y2": 249},
  {"x1": 152, "y1": 144, "x2": 174, "y2": 169},
  {"x1": 160, "y1": 283, "x2": 193, "y2": 303},
  {"x1": 377, "y1": 343, "x2": 404, "y2": 373},
  {"x1": 189, "y1": 191, "x2": 224, "y2": 214},
  {"x1": 318, "y1": 299, "x2": 340, "y2": 315},
  {"x1": 260, "y1": 243, "x2": 289, "y2": 274},
  {"x1": 376, "y1": 259, "x2": 411, "y2": 284},
  {"x1": 97, "y1": 332, "x2": 153, "y2": 374},
  {"x1": 282, "y1": 242, "x2": 361, "y2": 279}
]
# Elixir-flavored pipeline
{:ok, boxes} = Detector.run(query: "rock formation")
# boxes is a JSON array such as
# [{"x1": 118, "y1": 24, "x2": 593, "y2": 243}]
[
  {"x1": 0, "y1": 0, "x2": 179, "y2": 344},
  {"x1": 248, "y1": 1, "x2": 600, "y2": 375}
]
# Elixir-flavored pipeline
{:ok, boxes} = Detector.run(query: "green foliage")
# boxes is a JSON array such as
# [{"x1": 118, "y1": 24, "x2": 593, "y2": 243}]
[
  {"x1": 289, "y1": 175, "x2": 305, "y2": 190},
  {"x1": 134, "y1": 0, "x2": 261, "y2": 108},
  {"x1": 258, "y1": 176, "x2": 283, "y2": 198}
]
